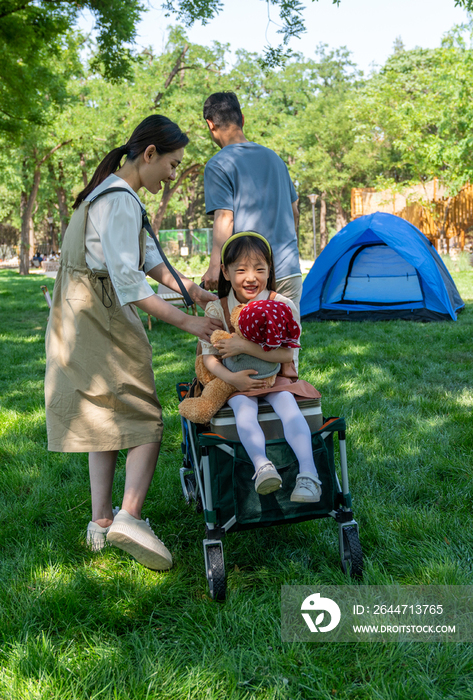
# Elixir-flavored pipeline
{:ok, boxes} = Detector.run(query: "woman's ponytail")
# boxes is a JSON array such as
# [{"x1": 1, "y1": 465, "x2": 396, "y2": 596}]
[
  {"x1": 73, "y1": 146, "x2": 128, "y2": 209},
  {"x1": 73, "y1": 115, "x2": 188, "y2": 209}
]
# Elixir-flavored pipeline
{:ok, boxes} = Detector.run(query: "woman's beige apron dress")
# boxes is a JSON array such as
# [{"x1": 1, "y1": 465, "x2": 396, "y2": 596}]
[{"x1": 45, "y1": 200, "x2": 163, "y2": 452}]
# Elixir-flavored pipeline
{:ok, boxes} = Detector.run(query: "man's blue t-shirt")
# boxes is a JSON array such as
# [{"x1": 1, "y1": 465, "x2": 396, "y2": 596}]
[{"x1": 204, "y1": 141, "x2": 300, "y2": 280}]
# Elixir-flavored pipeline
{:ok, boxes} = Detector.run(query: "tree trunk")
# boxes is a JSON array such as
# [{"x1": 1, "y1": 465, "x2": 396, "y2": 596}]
[
  {"x1": 335, "y1": 200, "x2": 348, "y2": 232},
  {"x1": 48, "y1": 207, "x2": 58, "y2": 254},
  {"x1": 56, "y1": 161, "x2": 70, "y2": 239},
  {"x1": 154, "y1": 44, "x2": 189, "y2": 106},
  {"x1": 185, "y1": 174, "x2": 198, "y2": 256},
  {"x1": 20, "y1": 190, "x2": 27, "y2": 270},
  {"x1": 152, "y1": 182, "x2": 174, "y2": 233},
  {"x1": 320, "y1": 192, "x2": 327, "y2": 250},
  {"x1": 186, "y1": 175, "x2": 197, "y2": 228},
  {"x1": 80, "y1": 153, "x2": 88, "y2": 186},
  {"x1": 29, "y1": 207, "x2": 35, "y2": 256},
  {"x1": 20, "y1": 167, "x2": 41, "y2": 275},
  {"x1": 49, "y1": 161, "x2": 69, "y2": 241},
  {"x1": 19, "y1": 141, "x2": 72, "y2": 274},
  {"x1": 439, "y1": 196, "x2": 452, "y2": 255}
]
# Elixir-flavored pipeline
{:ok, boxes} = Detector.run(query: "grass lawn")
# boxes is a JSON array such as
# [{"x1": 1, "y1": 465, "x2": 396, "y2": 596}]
[{"x1": 0, "y1": 268, "x2": 472, "y2": 700}]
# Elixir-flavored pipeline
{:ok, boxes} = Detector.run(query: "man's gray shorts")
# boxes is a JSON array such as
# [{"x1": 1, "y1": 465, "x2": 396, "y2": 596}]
[{"x1": 275, "y1": 274, "x2": 303, "y2": 309}]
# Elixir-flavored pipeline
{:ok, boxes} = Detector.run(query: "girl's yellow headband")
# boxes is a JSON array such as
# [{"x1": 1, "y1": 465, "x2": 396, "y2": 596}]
[{"x1": 221, "y1": 231, "x2": 272, "y2": 264}]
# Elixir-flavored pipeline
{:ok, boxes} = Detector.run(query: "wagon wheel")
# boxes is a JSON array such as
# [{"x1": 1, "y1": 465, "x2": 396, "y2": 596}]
[
  {"x1": 183, "y1": 471, "x2": 196, "y2": 502},
  {"x1": 207, "y1": 546, "x2": 226, "y2": 601},
  {"x1": 183, "y1": 474, "x2": 203, "y2": 513},
  {"x1": 181, "y1": 460, "x2": 195, "y2": 504},
  {"x1": 340, "y1": 526, "x2": 364, "y2": 580}
]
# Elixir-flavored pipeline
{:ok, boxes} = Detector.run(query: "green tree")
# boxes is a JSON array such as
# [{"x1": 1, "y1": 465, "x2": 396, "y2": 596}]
[
  {"x1": 163, "y1": 0, "x2": 340, "y2": 66},
  {"x1": 2, "y1": 27, "x2": 231, "y2": 273},
  {"x1": 455, "y1": 0, "x2": 473, "y2": 10},
  {"x1": 349, "y1": 29, "x2": 473, "y2": 248},
  {"x1": 356, "y1": 31, "x2": 473, "y2": 192},
  {"x1": 292, "y1": 47, "x2": 378, "y2": 246},
  {"x1": 0, "y1": 31, "x2": 83, "y2": 273},
  {"x1": 1, "y1": 0, "x2": 342, "y2": 135},
  {"x1": 142, "y1": 27, "x2": 228, "y2": 229},
  {"x1": 0, "y1": 1, "x2": 145, "y2": 126},
  {"x1": 236, "y1": 45, "x2": 377, "y2": 253}
]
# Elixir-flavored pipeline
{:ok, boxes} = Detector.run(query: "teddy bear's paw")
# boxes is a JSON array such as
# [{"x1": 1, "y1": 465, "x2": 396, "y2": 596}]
[
  {"x1": 179, "y1": 397, "x2": 216, "y2": 425},
  {"x1": 178, "y1": 398, "x2": 199, "y2": 421},
  {"x1": 210, "y1": 329, "x2": 231, "y2": 344}
]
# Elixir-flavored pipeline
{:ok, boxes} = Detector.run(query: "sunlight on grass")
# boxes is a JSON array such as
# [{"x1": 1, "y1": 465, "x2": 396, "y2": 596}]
[{"x1": 452, "y1": 389, "x2": 473, "y2": 408}]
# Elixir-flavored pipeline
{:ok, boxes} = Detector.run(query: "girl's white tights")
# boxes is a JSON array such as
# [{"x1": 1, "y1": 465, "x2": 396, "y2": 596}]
[{"x1": 227, "y1": 391, "x2": 318, "y2": 477}]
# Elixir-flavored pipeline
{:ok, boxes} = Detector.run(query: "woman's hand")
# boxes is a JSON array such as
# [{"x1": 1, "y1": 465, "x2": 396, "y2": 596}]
[
  {"x1": 185, "y1": 315, "x2": 223, "y2": 343},
  {"x1": 134, "y1": 295, "x2": 222, "y2": 341},
  {"x1": 213, "y1": 333, "x2": 247, "y2": 358},
  {"x1": 231, "y1": 369, "x2": 268, "y2": 393}
]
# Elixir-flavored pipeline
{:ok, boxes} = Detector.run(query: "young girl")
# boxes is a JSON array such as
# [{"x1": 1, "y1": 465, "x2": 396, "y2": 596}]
[
  {"x1": 45, "y1": 115, "x2": 221, "y2": 570},
  {"x1": 200, "y1": 232, "x2": 322, "y2": 503}
]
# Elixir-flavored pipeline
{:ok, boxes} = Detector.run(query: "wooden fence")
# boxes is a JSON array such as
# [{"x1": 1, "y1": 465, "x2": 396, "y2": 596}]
[{"x1": 351, "y1": 179, "x2": 473, "y2": 251}]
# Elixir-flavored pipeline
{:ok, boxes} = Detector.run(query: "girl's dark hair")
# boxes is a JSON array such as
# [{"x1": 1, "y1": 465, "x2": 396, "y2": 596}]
[
  {"x1": 218, "y1": 234, "x2": 276, "y2": 298},
  {"x1": 73, "y1": 114, "x2": 189, "y2": 209}
]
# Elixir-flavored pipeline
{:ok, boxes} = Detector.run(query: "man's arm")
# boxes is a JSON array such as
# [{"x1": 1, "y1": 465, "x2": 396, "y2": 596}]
[
  {"x1": 201, "y1": 208, "x2": 234, "y2": 291},
  {"x1": 292, "y1": 199, "x2": 300, "y2": 231}
]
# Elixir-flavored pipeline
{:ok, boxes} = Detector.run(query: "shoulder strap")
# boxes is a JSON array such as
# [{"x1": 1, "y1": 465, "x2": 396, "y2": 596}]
[
  {"x1": 90, "y1": 187, "x2": 193, "y2": 307},
  {"x1": 269, "y1": 291, "x2": 277, "y2": 300},
  {"x1": 220, "y1": 297, "x2": 235, "y2": 333}
]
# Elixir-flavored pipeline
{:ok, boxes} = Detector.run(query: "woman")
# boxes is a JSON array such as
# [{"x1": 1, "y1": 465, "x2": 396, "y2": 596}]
[{"x1": 45, "y1": 115, "x2": 221, "y2": 571}]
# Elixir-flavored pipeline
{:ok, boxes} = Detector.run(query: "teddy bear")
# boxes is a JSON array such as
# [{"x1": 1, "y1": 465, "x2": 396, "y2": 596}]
[
  {"x1": 178, "y1": 299, "x2": 301, "y2": 425},
  {"x1": 178, "y1": 304, "x2": 278, "y2": 425}
]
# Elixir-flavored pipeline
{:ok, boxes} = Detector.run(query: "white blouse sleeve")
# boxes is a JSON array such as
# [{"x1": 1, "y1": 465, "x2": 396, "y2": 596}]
[
  {"x1": 143, "y1": 235, "x2": 164, "y2": 274},
  {"x1": 94, "y1": 193, "x2": 156, "y2": 306}
]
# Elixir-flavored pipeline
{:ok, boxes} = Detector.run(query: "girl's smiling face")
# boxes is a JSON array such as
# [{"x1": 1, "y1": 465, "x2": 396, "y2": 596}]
[{"x1": 222, "y1": 253, "x2": 270, "y2": 303}]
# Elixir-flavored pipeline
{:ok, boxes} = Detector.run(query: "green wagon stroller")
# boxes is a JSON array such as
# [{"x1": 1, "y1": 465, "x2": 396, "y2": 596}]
[{"x1": 177, "y1": 384, "x2": 363, "y2": 600}]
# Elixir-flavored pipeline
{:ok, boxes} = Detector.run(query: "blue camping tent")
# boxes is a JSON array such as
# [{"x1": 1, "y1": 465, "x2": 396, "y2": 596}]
[{"x1": 301, "y1": 212, "x2": 464, "y2": 322}]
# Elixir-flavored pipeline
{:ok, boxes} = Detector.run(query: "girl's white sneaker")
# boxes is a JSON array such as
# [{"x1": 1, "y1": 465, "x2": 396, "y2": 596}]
[
  {"x1": 290, "y1": 473, "x2": 322, "y2": 503},
  {"x1": 252, "y1": 462, "x2": 282, "y2": 495}
]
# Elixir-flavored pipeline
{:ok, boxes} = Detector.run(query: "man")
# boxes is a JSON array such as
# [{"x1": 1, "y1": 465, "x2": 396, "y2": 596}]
[{"x1": 201, "y1": 91, "x2": 302, "y2": 308}]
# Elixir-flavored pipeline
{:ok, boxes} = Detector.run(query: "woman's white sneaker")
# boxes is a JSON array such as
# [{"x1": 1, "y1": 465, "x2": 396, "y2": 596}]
[
  {"x1": 290, "y1": 472, "x2": 322, "y2": 503},
  {"x1": 86, "y1": 506, "x2": 120, "y2": 551},
  {"x1": 106, "y1": 509, "x2": 173, "y2": 570},
  {"x1": 252, "y1": 462, "x2": 282, "y2": 495}
]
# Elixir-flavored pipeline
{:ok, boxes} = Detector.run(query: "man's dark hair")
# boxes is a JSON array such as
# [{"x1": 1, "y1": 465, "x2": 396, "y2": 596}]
[{"x1": 203, "y1": 92, "x2": 243, "y2": 129}]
